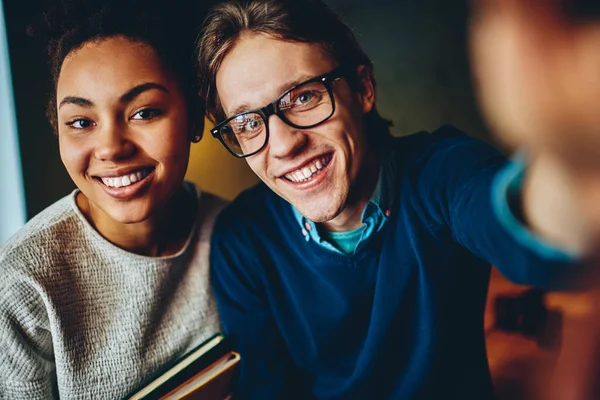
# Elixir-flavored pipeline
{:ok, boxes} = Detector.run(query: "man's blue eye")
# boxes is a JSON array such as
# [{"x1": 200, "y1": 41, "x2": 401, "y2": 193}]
[
  {"x1": 297, "y1": 93, "x2": 314, "y2": 104},
  {"x1": 246, "y1": 120, "x2": 261, "y2": 130}
]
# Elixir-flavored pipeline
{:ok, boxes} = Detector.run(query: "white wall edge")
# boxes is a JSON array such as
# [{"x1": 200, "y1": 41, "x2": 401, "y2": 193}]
[{"x1": 0, "y1": 0, "x2": 27, "y2": 244}]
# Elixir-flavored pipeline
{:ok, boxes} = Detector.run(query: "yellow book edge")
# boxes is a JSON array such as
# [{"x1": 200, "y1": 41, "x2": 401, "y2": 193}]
[
  {"x1": 162, "y1": 351, "x2": 240, "y2": 399},
  {"x1": 128, "y1": 334, "x2": 225, "y2": 400}
]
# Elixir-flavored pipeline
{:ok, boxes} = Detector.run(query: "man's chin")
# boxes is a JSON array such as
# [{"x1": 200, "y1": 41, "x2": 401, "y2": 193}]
[{"x1": 293, "y1": 204, "x2": 343, "y2": 224}]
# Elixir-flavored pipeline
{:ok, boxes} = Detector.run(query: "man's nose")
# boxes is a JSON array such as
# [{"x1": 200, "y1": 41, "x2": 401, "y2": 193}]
[{"x1": 267, "y1": 115, "x2": 308, "y2": 159}]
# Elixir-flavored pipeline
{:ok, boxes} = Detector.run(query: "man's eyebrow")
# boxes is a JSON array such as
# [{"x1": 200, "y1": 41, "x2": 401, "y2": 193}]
[
  {"x1": 58, "y1": 96, "x2": 94, "y2": 109},
  {"x1": 227, "y1": 75, "x2": 314, "y2": 118},
  {"x1": 120, "y1": 82, "x2": 170, "y2": 103},
  {"x1": 229, "y1": 103, "x2": 252, "y2": 117}
]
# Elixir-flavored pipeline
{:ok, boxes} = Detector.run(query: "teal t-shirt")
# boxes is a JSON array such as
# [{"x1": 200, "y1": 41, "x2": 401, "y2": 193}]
[{"x1": 324, "y1": 225, "x2": 366, "y2": 254}]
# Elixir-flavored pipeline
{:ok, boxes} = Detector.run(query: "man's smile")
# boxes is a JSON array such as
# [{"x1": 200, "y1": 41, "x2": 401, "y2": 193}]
[{"x1": 281, "y1": 153, "x2": 333, "y2": 183}]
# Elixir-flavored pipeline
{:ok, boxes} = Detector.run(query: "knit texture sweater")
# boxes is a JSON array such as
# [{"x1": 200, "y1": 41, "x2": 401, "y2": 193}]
[
  {"x1": 210, "y1": 128, "x2": 584, "y2": 400},
  {"x1": 0, "y1": 182, "x2": 224, "y2": 399}
]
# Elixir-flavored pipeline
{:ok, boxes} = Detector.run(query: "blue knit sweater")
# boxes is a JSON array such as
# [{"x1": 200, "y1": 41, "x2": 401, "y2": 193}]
[{"x1": 210, "y1": 127, "x2": 581, "y2": 399}]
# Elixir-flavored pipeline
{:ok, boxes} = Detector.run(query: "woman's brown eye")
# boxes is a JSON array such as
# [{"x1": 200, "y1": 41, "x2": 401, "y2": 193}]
[
  {"x1": 66, "y1": 119, "x2": 93, "y2": 129},
  {"x1": 132, "y1": 108, "x2": 161, "y2": 120}
]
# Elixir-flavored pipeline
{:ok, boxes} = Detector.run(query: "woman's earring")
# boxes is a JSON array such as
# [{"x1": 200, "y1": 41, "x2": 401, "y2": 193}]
[
  {"x1": 191, "y1": 134, "x2": 202, "y2": 143},
  {"x1": 190, "y1": 121, "x2": 203, "y2": 143}
]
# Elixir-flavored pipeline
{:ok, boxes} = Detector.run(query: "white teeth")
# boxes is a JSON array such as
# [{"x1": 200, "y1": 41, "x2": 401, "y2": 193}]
[
  {"x1": 100, "y1": 169, "x2": 149, "y2": 188},
  {"x1": 284, "y1": 155, "x2": 331, "y2": 183}
]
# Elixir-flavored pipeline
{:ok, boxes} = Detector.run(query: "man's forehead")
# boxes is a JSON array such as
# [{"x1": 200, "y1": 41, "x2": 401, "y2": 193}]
[{"x1": 215, "y1": 33, "x2": 336, "y2": 116}]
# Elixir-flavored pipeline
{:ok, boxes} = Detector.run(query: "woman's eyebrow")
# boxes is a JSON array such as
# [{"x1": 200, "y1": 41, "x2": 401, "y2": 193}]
[
  {"x1": 58, "y1": 82, "x2": 170, "y2": 110},
  {"x1": 58, "y1": 96, "x2": 93, "y2": 109},
  {"x1": 120, "y1": 82, "x2": 170, "y2": 104}
]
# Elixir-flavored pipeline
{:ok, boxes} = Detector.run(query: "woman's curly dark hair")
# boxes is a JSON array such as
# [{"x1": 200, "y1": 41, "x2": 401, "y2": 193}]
[{"x1": 32, "y1": 0, "x2": 212, "y2": 134}]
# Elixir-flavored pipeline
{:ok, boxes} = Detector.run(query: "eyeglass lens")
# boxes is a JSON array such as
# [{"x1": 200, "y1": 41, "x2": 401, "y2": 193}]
[{"x1": 219, "y1": 79, "x2": 334, "y2": 156}]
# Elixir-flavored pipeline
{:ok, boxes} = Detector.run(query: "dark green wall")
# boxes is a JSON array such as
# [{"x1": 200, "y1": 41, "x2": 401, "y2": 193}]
[
  {"x1": 326, "y1": 0, "x2": 488, "y2": 139},
  {"x1": 4, "y1": 0, "x2": 488, "y2": 220}
]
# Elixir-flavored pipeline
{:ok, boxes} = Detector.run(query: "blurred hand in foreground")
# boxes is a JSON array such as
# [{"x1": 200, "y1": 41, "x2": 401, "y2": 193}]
[{"x1": 470, "y1": 0, "x2": 600, "y2": 256}]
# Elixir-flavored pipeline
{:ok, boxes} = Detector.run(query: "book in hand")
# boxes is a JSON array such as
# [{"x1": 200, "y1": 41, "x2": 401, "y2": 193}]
[{"x1": 127, "y1": 333, "x2": 240, "y2": 400}]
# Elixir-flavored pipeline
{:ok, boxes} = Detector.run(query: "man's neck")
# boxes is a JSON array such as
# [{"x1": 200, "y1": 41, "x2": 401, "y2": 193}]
[
  {"x1": 321, "y1": 153, "x2": 380, "y2": 233},
  {"x1": 321, "y1": 201, "x2": 368, "y2": 232}
]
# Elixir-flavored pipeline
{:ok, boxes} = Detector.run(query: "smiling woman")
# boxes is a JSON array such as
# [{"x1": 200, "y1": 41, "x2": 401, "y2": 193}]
[
  {"x1": 0, "y1": 0, "x2": 225, "y2": 398},
  {"x1": 56, "y1": 37, "x2": 196, "y2": 244}
]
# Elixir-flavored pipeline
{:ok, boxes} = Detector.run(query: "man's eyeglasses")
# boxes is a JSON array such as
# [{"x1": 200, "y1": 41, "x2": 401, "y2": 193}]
[{"x1": 210, "y1": 66, "x2": 346, "y2": 158}]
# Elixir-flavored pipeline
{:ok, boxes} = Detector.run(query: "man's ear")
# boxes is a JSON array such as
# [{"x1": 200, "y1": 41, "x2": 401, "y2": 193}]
[{"x1": 355, "y1": 65, "x2": 376, "y2": 114}]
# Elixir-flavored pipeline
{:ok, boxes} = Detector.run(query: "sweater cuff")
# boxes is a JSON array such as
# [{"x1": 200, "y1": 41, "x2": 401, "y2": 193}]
[{"x1": 491, "y1": 153, "x2": 580, "y2": 262}]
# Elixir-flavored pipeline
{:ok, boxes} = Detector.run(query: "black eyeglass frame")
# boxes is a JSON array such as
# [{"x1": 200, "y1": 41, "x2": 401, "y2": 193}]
[{"x1": 210, "y1": 65, "x2": 347, "y2": 158}]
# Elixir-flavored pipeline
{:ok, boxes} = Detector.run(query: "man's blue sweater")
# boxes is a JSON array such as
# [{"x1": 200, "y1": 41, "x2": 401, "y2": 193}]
[{"x1": 210, "y1": 127, "x2": 581, "y2": 399}]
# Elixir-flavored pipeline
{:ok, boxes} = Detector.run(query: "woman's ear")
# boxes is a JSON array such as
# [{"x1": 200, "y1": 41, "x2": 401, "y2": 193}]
[
  {"x1": 190, "y1": 121, "x2": 204, "y2": 143},
  {"x1": 355, "y1": 65, "x2": 376, "y2": 114},
  {"x1": 190, "y1": 113, "x2": 205, "y2": 143}
]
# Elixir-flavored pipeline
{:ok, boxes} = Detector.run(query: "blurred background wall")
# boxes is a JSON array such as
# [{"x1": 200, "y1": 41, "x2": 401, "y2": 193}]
[
  {"x1": 0, "y1": 0, "x2": 26, "y2": 243},
  {"x1": 3, "y1": 0, "x2": 489, "y2": 220}
]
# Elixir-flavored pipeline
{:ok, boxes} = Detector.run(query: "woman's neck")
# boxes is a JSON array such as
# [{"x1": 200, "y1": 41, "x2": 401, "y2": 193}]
[{"x1": 76, "y1": 187, "x2": 196, "y2": 257}]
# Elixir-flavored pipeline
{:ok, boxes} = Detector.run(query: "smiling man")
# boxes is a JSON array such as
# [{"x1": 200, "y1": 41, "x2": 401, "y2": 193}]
[{"x1": 197, "y1": 0, "x2": 594, "y2": 398}]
